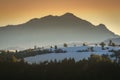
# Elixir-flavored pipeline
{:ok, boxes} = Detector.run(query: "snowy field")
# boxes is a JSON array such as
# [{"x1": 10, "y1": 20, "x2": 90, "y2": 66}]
[{"x1": 24, "y1": 46, "x2": 120, "y2": 64}]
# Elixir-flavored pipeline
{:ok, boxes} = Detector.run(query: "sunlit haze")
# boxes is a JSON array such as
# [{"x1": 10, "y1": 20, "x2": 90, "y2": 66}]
[{"x1": 0, "y1": 0, "x2": 120, "y2": 35}]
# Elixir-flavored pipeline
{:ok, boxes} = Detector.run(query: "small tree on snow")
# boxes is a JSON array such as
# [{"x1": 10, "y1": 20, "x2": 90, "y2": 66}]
[
  {"x1": 83, "y1": 43, "x2": 86, "y2": 46},
  {"x1": 108, "y1": 40, "x2": 116, "y2": 47},
  {"x1": 108, "y1": 40, "x2": 112, "y2": 46},
  {"x1": 54, "y1": 45, "x2": 58, "y2": 50},
  {"x1": 63, "y1": 43, "x2": 68, "y2": 47},
  {"x1": 100, "y1": 42, "x2": 106, "y2": 50}
]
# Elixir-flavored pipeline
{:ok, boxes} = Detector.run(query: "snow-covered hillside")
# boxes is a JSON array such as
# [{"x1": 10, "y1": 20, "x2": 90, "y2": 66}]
[{"x1": 24, "y1": 46, "x2": 120, "y2": 64}]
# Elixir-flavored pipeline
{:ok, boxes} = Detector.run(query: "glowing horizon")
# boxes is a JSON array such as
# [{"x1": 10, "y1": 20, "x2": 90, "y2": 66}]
[{"x1": 0, "y1": 0, "x2": 120, "y2": 35}]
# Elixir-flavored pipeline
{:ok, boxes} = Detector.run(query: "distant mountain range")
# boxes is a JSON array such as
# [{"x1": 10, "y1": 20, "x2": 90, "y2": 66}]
[{"x1": 0, "y1": 13, "x2": 119, "y2": 49}]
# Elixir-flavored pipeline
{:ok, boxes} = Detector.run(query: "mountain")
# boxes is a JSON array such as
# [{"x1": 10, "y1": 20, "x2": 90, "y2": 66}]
[{"x1": 0, "y1": 13, "x2": 119, "y2": 49}]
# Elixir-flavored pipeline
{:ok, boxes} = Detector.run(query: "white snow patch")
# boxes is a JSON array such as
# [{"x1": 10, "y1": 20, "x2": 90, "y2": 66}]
[{"x1": 24, "y1": 46, "x2": 120, "y2": 64}]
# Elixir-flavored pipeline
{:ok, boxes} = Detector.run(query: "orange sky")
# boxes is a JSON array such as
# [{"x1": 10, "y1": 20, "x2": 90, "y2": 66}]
[{"x1": 0, "y1": 0, "x2": 120, "y2": 35}]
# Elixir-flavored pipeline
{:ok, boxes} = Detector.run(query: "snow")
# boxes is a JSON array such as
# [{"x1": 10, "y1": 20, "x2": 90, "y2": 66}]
[
  {"x1": 62, "y1": 46, "x2": 89, "y2": 52},
  {"x1": 24, "y1": 46, "x2": 120, "y2": 64}
]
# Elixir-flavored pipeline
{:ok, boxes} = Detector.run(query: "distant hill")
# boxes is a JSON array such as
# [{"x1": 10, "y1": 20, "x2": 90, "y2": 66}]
[
  {"x1": 104, "y1": 37, "x2": 120, "y2": 45},
  {"x1": 0, "y1": 13, "x2": 119, "y2": 49}
]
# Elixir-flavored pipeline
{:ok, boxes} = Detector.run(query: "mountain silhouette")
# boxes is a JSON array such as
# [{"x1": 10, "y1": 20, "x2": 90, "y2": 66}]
[{"x1": 0, "y1": 13, "x2": 119, "y2": 49}]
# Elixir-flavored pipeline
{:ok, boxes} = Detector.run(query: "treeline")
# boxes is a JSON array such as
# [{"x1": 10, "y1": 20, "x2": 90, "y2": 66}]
[
  {"x1": 0, "y1": 54, "x2": 120, "y2": 80},
  {"x1": 15, "y1": 47, "x2": 66, "y2": 59},
  {"x1": 0, "y1": 46, "x2": 67, "y2": 61}
]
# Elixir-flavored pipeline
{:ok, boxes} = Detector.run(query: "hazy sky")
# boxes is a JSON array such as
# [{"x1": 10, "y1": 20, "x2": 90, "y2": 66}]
[{"x1": 0, "y1": 0, "x2": 120, "y2": 35}]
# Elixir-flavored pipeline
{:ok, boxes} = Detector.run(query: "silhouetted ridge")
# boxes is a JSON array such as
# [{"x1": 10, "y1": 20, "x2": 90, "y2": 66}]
[
  {"x1": 96, "y1": 24, "x2": 110, "y2": 31},
  {"x1": 61, "y1": 13, "x2": 75, "y2": 17},
  {"x1": 97, "y1": 24, "x2": 106, "y2": 28},
  {"x1": 0, "y1": 12, "x2": 119, "y2": 49},
  {"x1": 27, "y1": 18, "x2": 39, "y2": 23},
  {"x1": 60, "y1": 13, "x2": 80, "y2": 19},
  {"x1": 26, "y1": 13, "x2": 91, "y2": 26}
]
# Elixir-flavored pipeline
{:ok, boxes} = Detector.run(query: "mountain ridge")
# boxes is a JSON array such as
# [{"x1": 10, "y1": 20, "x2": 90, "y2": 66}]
[{"x1": 0, "y1": 13, "x2": 119, "y2": 49}]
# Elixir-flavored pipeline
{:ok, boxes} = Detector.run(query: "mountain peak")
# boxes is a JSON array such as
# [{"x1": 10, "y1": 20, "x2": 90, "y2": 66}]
[
  {"x1": 98, "y1": 24, "x2": 106, "y2": 27},
  {"x1": 62, "y1": 13, "x2": 74, "y2": 16},
  {"x1": 28, "y1": 18, "x2": 39, "y2": 22},
  {"x1": 97, "y1": 24, "x2": 107, "y2": 29},
  {"x1": 61, "y1": 13, "x2": 77, "y2": 18}
]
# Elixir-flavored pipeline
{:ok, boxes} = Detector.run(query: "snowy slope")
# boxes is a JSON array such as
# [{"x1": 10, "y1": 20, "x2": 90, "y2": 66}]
[{"x1": 24, "y1": 46, "x2": 120, "y2": 64}]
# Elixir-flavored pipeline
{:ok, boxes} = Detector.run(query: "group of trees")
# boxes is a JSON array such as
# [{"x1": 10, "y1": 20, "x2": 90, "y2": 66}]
[
  {"x1": 0, "y1": 44, "x2": 68, "y2": 61},
  {"x1": 0, "y1": 51, "x2": 18, "y2": 63},
  {"x1": 0, "y1": 40, "x2": 118, "y2": 61},
  {"x1": 99, "y1": 40, "x2": 117, "y2": 50},
  {"x1": 0, "y1": 54, "x2": 120, "y2": 80},
  {"x1": 1, "y1": 41, "x2": 120, "y2": 79},
  {"x1": 110, "y1": 50, "x2": 120, "y2": 63},
  {"x1": 108, "y1": 40, "x2": 116, "y2": 46}
]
